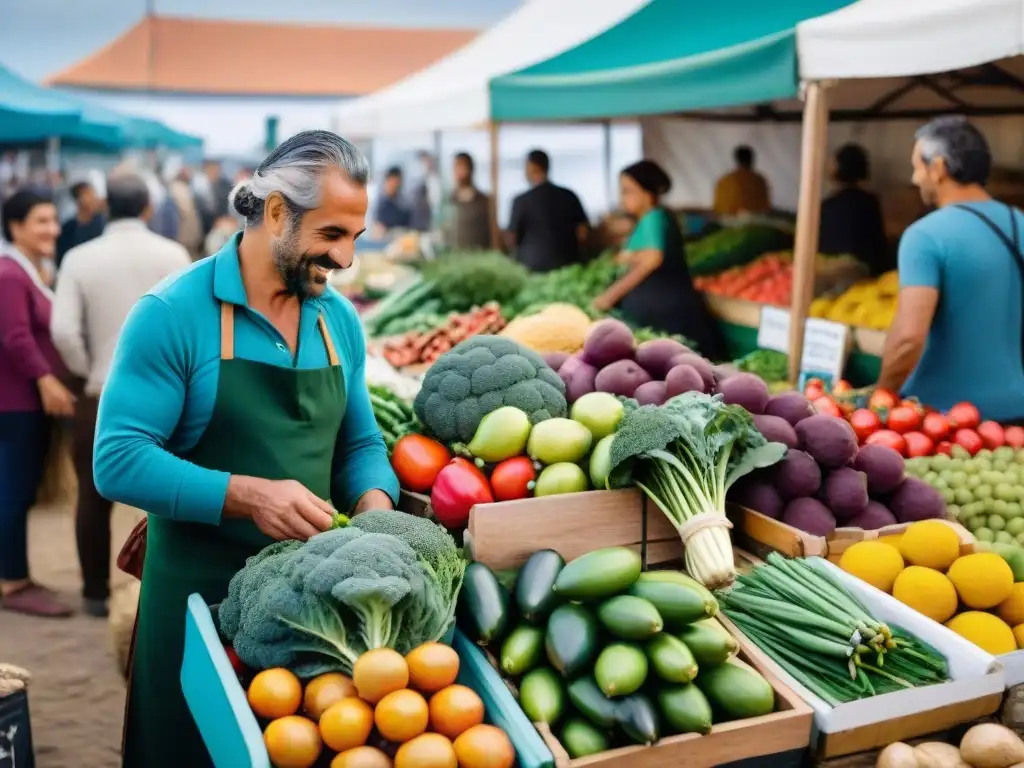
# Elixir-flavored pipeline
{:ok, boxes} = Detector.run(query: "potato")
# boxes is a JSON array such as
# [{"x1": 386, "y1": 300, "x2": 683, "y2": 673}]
[
  {"x1": 960, "y1": 724, "x2": 1024, "y2": 768},
  {"x1": 913, "y1": 742, "x2": 969, "y2": 768},
  {"x1": 877, "y1": 742, "x2": 919, "y2": 768}
]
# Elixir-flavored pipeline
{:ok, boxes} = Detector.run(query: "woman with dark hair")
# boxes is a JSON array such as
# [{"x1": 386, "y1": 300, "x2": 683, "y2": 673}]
[
  {"x1": 819, "y1": 143, "x2": 890, "y2": 275},
  {"x1": 593, "y1": 160, "x2": 726, "y2": 360},
  {"x1": 0, "y1": 189, "x2": 75, "y2": 617}
]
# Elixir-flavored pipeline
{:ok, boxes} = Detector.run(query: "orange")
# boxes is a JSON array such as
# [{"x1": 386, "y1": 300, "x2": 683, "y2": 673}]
[
  {"x1": 331, "y1": 746, "x2": 393, "y2": 768},
  {"x1": 264, "y1": 716, "x2": 322, "y2": 768},
  {"x1": 453, "y1": 725, "x2": 515, "y2": 768},
  {"x1": 248, "y1": 668, "x2": 302, "y2": 720},
  {"x1": 394, "y1": 733, "x2": 457, "y2": 768},
  {"x1": 304, "y1": 673, "x2": 358, "y2": 721},
  {"x1": 375, "y1": 688, "x2": 429, "y2": 743},
  {"x1": 319, "y1": 697, "x2": 374, "y2": 753},
  {"x1": 405, "y1": 642, "x2": 460, "y2": 694},
  {"x1": 353, "y1": 648, "x2": 409, "y2": 704},
  {"x1": 428, "y1": 685, "x2": 484, "y2": 740}
]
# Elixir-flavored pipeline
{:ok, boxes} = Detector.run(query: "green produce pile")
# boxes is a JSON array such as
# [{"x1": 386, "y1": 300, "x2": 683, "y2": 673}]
[
  {"x1": 506, "y1": 252, "x2": 623, "y2": 318},
  {"x1": 626, "y1": 325, "x2": 695, "y2": 350},
  {"x1": 734, "y1": 349, "x2": 788, "y2": 383},
  {"x1": 907, "y1": 447, "x2": 1024, "y2": 546},
  {"x1": 686, "y1": 225, "x2": 793, "y2": 278},
  {"x1": 369, "y1": 385, "x2": 420, "y2": 451},
  {"x1": 719, "y1": 553, "x2": 949, "y2": 706},
  {"x1": 458, "y1": 547, "x2": 776, "y2": 757}
]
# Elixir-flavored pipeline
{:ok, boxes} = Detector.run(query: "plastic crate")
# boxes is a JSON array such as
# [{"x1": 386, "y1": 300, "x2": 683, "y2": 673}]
[{"x1": 181, "y1": 594, "x2": 554, "y2": 768}]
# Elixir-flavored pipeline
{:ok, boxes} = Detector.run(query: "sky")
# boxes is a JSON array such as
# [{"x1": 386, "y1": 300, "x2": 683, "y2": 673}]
[{"x1": 0, "y1": 0, "x2": 522, "y2": 80}]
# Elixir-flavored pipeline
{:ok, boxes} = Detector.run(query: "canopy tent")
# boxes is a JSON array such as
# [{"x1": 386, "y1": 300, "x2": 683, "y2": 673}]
[
  {"x1": 488, "y1": 0, "x2": 854, "y2": 123},
  {"x1": 332, "y1": 0, "x2": 650, "y2": 137}
]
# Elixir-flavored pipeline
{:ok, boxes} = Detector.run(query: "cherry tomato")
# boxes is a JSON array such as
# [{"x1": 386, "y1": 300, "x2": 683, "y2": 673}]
[
  {"x1": 224, "y1": 645, "x2": 247, "y2": 676},
  {"x1": 947, "y1": 402, "x2": 981, "y2": 430},
  {"x1": 489, "y1": 456, "x2": 537, "y2": 502},
  {"x1": 804, "y1": 378, "x2": 826, "y2": 401},
  {"x1": 390, "y1": 435, "x2": 451, "y2": 493},
  {"x1": 922, "y1": 412, "x2": 950, "y2": 443},
  {"x1": 868, "y1": 388, "x2": 898, "y2": 412},
  {"x1": 1005, "y1": 426, "x2": 1024, "y2": 449},
  {"x1": 953, "y1": 428, "x2": 984, "y2": 456},
  {"x1": 848, "y1": 408, "x2": 882, "y2": 442},
  {"x1": 887, "y1": 405, "x2": 922, "y2": 435},
  {"x1": 812, "y1": 396, "x2": 842, "y2": 418},
  {"x1": 977, "y1": 421, "x2": 1006, "y2": 450},
  {"x1": 832, "y1": 379, "x2": 853, "y2": 395},
  {"x1": 865, "y1": 429, "x2": 908, "y2": 457},
  {"x1": 902, "y1": 431, "x2": 935, "y2": 458},
  {"x1": 935, "y1": 441, "x2": 954, "y2": 456}
]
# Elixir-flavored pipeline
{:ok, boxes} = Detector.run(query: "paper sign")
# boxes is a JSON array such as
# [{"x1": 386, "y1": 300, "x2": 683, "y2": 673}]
[
  {"x1": 800, "y1": 318, "x2": 849, "y2": 382},
  {"x1": 756, "y1": 306, "x2": 791, "y2": 353}
]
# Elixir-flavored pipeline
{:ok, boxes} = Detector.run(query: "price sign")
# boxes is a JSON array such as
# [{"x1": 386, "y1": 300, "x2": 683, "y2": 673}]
[
  {"x1": 800, "y1": 318, "x2": 849, "y2": 382},
  {"x1": 756, "y1": 306, "x2": 790, "y2": 353}
]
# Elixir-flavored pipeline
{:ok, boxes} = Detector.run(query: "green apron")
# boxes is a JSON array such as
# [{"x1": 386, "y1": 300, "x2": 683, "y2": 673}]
[{"x1": 123, "y1": 301, "x2": 347, "y2": 767}]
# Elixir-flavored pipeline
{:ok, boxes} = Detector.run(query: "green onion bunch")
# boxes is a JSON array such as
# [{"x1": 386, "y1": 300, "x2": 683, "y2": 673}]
[{"x1": 717, "y1": 553, "x2": 949, "y2": 706}]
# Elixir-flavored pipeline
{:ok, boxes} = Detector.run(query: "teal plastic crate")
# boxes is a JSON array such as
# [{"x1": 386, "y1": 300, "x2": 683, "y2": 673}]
[{"x1": 181, "y1": 594, "x2": 554, "y2": 768}]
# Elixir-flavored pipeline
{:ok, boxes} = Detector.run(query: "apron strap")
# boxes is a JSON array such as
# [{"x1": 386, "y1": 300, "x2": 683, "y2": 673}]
[{"x1": 219, "y1": 301, "x2": 339, "y2": 366}]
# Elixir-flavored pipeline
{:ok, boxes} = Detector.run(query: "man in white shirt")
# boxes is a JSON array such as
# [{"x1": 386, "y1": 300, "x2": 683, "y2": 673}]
[{"x1": 50, "y1": 173, "x2": 191, "y2": 617}]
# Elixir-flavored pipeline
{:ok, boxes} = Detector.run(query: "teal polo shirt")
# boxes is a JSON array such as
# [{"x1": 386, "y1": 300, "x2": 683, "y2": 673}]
[{"x1": 93, "y1": 233, "x2": 399, "y2": 525}]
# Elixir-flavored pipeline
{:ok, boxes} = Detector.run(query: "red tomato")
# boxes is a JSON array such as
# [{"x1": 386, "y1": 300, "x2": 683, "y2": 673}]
[
  {"x1": 865, "y1": 429, "x2": 908, "y2": 457},
  {"x1": 1005, "y1": 426, "x2": 1024, "y2": 449},
  {"x1": 489, "y1": 456, "x2": 537, "y2": 502},
  {"x1": 947, "y1": 402, "x2": 981, "y2": 430},
  {"x1": 832, "y1": 379, "x2": 853, "y2": 395},
  {"x1": 868, "y1": 388, "x2": 898, "y2": 412},
  {"x1": 935, "y1": 441, "x2": 953, "y2": 456},
  {"x1": 977, "y1": 421, "x2": 1006, "y2": 450},
  {"x1": 430, "y1": 458, "x2": 494, "y2": 528},
  {"x1": 848, "y1": 408, "x2": 882, "y2": 442},
  {"x1": 224, "y1": 645, "x2": 247, "y2": 676},
  {"x1": 804, "y1": 378, "x2": 826, "y2": 400},
  {"x1": 390, "y1": 435, "x2": 451, "y2": 493},
  {"x1": 887, "y1": 405, "x2": 922, "y2": 434},
  {"x1": 953, "y1": 428, "x2": 984, "y2": 456},
  {"x1": 903, "y1": 431, "x2": 935, "y2": 458},
  {"x1": 812, "y1": 396, "x2": 843, "y2": 418},
  {"x1": 922, "y1": 412, "x2": 951, "y2": 443}
]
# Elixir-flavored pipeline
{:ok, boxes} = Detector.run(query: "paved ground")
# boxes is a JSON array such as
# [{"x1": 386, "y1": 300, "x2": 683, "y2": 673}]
[{"x1": 0, "y1": 500, "x2": 142, "y2": 768}]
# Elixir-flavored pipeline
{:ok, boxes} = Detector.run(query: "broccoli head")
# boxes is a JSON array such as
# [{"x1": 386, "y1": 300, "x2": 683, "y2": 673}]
[{"x1": 414, "y1": 335, "x2": 567, "y2": 444}]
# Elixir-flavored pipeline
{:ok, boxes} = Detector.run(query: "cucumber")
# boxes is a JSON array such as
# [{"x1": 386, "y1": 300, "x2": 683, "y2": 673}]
[
  {"x1": 696, "y1": 658, "x2": 775, "y2": 721},
  {"x1": 628, "y1": 572, "x2": 718, "y2": 627},
  {"x1": 614, "y1": 693, "x2": 660, "y2": 745},
  {"x1": 677, "y1": 618, "x2": 738, "y2": 667},
  {"x1": 657, "y1": 684, "x2": 713, "y2": 735},
  {"x1": 645, "y1": 632, "x2": 698, "y2": 683},
  {"x1": 597, "y1": 596, "x2": 663, "y2": 640},
  {"x1": 515, "y1": 549, "x2": 564, "y2": 623},
  {"x1": 561, "y1": 717, "x2": 610, "y2": 758},
  {"x1": 545, "y1": 604, "x2": 598, "y2": 678},
  {"x1": 595, "y1": 643, "x2": 647, "y2": 698},
  {"x1": 567, "y1": 676, "x2": 619, "y2": 729},
  {"x1": 520, "y1": 667, "x2": 565, "y2": 724},
  {"x1": 457, "y1": 562, "x2": 511, "y2": 646},
  {"x1": 500, "y1": 624, "x2": 545, "y2": 677},
  {"x1": 553, "y1": 547, "x2": 642, "y2": 601}
]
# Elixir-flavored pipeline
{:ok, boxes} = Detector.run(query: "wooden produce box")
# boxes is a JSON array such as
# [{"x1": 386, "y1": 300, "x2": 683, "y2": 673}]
[
  {"x1": 527, "y1": 621, "x2": 813, "y2": 768},
  {"x1": 722, "y1": 558, "x2": 1005, "y2": 758}
]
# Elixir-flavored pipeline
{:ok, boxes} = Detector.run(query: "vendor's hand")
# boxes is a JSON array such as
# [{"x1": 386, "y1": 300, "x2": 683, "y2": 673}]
[
  {"x1": 592, "y1": 294, "x2": 614, "y2": 313},
  {"x1": 37, "y1": 374, "x2": 76, "y2": 417},
  {"x1": 226, "y1": 477, "x2": 334, "y2": 541}
]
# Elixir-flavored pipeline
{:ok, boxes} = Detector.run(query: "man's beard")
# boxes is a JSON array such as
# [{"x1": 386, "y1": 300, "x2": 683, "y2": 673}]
[{"x1": 271, "y1": 220, "x2": 331, "y2": 299}]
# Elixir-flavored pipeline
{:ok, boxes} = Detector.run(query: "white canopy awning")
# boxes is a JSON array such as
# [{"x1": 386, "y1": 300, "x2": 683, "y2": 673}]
[
  {"x1": 798, "y1": 0, "x2": 1024, "y2": 81},
  {"x1": 333, "y1": 0, "x2": 650, "y2": 137}
]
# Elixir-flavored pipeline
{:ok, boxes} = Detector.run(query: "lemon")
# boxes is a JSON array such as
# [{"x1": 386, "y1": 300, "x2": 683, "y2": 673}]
[
  {"x1": 839, "y1": 541, "x2": 904, "y2": 593},
  {"x1": 945, "y1": 612, "x2": 1017, "y2": 655},
  {"x1": 998, "y1": 583, "x2": 1024, "y2": 626},
  {"x1": 891, "y1": 566, "x2": 958, "y2": 623},
  {"x1": 947, "y1": 553, "x2": 1014, "y2": 609},
  {"x1": 899, "y1": 520, "x2": 960, "y2": 571}
]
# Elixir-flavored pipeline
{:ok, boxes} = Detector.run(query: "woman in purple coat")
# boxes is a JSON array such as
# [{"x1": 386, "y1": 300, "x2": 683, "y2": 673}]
[{"x1": 0, "y1": 189, "x2": 76, "y2": 617}]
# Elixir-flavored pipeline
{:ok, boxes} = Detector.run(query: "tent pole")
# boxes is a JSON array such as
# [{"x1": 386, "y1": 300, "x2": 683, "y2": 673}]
[
  {"x1": 602, "y1": 121, "x2": 613, "y2": 212},
  {"x1": 787, "y1": 80, "x2": 831, "y2": 384},
  {"x1": 489, "y1": 122, "x2": 501, "y2": 249}
]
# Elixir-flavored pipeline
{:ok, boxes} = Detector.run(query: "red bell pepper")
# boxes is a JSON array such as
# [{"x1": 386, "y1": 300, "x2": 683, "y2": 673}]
[{"x1": 430, "y1": 458, "x2": 494, "y2": 528}]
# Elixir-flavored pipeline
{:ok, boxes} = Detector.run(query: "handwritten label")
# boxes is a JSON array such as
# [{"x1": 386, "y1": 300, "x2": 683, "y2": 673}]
[
  {"x1": 756, "y1": 306, "x2": 791, "y2": 353},
  {"x1": 800, "y1": 318, "x2": 849, "y2": 382}
]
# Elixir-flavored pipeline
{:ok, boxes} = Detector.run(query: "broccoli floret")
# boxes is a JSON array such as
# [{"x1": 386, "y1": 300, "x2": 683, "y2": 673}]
[{"x1": 414, "y1": 335, "x2": 567, "y2": 444}]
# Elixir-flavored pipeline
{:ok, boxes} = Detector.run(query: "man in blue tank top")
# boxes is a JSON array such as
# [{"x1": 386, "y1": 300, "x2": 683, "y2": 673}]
[{"x1": 879, "y1": 116, "x2": 1024, "y2": 423}]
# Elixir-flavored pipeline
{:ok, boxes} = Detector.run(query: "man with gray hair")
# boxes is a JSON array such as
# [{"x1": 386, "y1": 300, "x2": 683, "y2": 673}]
[
  {"x1": 879, "y1": 116, "x2": 1024, "y2": 422},
  {"x1": 92, "y1": 130, "x2": 399, "y2": 766},
  {"x1": 50, "y1": 173, "x2": 191, "y2": 619}
]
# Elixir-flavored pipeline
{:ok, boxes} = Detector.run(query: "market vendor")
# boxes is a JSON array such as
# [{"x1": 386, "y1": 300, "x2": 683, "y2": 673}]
[
  {"x1": 93, "y1": 130, "x2": 400, "y2": 767},
  {"x1": 878, "y1": 116, "x2": 1024, "y2": 422},
  {"x1": 818, "y1": 144, "x2": 890, "y2": 276},
  {"x1": 593, "y1": 160, "x2": 726, "y2": 360}
]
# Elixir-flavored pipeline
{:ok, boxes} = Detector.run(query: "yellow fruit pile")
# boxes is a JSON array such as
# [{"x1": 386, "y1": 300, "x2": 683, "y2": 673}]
[
  {"x1": 809, "y1": 270, "x2": 899, "y2": 330},
  {"x1": 839, "y1": 520, "x2": 1021, "y2": 655}
]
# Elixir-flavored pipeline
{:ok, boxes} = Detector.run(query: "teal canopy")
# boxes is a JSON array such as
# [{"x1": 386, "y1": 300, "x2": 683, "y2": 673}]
[{"x1": 489, "y1": 0, "x2": 854, "y2": 122}]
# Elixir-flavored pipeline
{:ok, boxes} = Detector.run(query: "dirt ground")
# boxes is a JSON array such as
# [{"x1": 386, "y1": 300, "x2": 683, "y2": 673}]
[{"x1": 0, "y1": 500, "x2": 142, "y2": 768}]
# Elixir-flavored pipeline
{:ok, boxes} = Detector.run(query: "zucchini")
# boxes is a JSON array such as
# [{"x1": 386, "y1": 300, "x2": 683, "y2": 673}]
[
  {"x1": 695, "y1": 658, "x2": 775, "y2": 721},
  {"x1": 553, "y1": 547, "x2": 641, "y2": 601},
  {"x1": 514, "y1": 549, "x2": 564, "y2": 623},
  {"x1": 520, "y1": 667, "x2": 565, "y2": 724},
  {"x1": 500, "y1": 624, "x2": 544, "y2": 677},
  {"x1": 567, "y1": 676, "x2": 618, "y2": 730},
  {"x1": 545, "y1": 604, "x2": 598, "y2": 678},
  {"x1": 595, "y1": 643, "x2": 647, "y2": 698},
  {"x1": 646, "y1": 633, "x2": 698, "y2": 684},
  {"x1": 657, "y1": 684, "x2": 713, "y2": 735},
  {"x1": 597, "y1": 596, "x2": 663, "y2": 640},
  {"x1": 457, "y1": 562, "x2": 511, "y2": 646},
  {"x1": 561, "y1": 717, "x2": 609, "y2": 758},
  {"x1": 628, "y1": 572, "x2": 718, "y2": 627},
  {"x1": 614, "y1": 693, "x2": 660, "y2": 745},
  {"x1": 677, "y1": 618, "x2": 738, "y2": 667}
]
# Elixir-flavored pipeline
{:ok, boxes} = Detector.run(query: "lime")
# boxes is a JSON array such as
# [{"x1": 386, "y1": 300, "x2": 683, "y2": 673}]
[
  {"x1": 976, "y1": 527, "x2": 995, "y2": 542},
  {"x1": 976, "y1": 484, "x2": 994, "y2": 500},
  {"x1": 990, "y1": 515, "x2": 1007, "y2": 531},
  {"x1": 997, "y1": 531, "x2": 1015, "y2": 545},
  {"x1": 1006, "y1": 518, "x2": 1024, "y2": 536}
]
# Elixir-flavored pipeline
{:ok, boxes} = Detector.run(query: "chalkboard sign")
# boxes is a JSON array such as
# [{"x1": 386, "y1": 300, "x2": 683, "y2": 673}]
[{"x1": 0, "y1": 690, "x2": 34, "y2": 768}]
